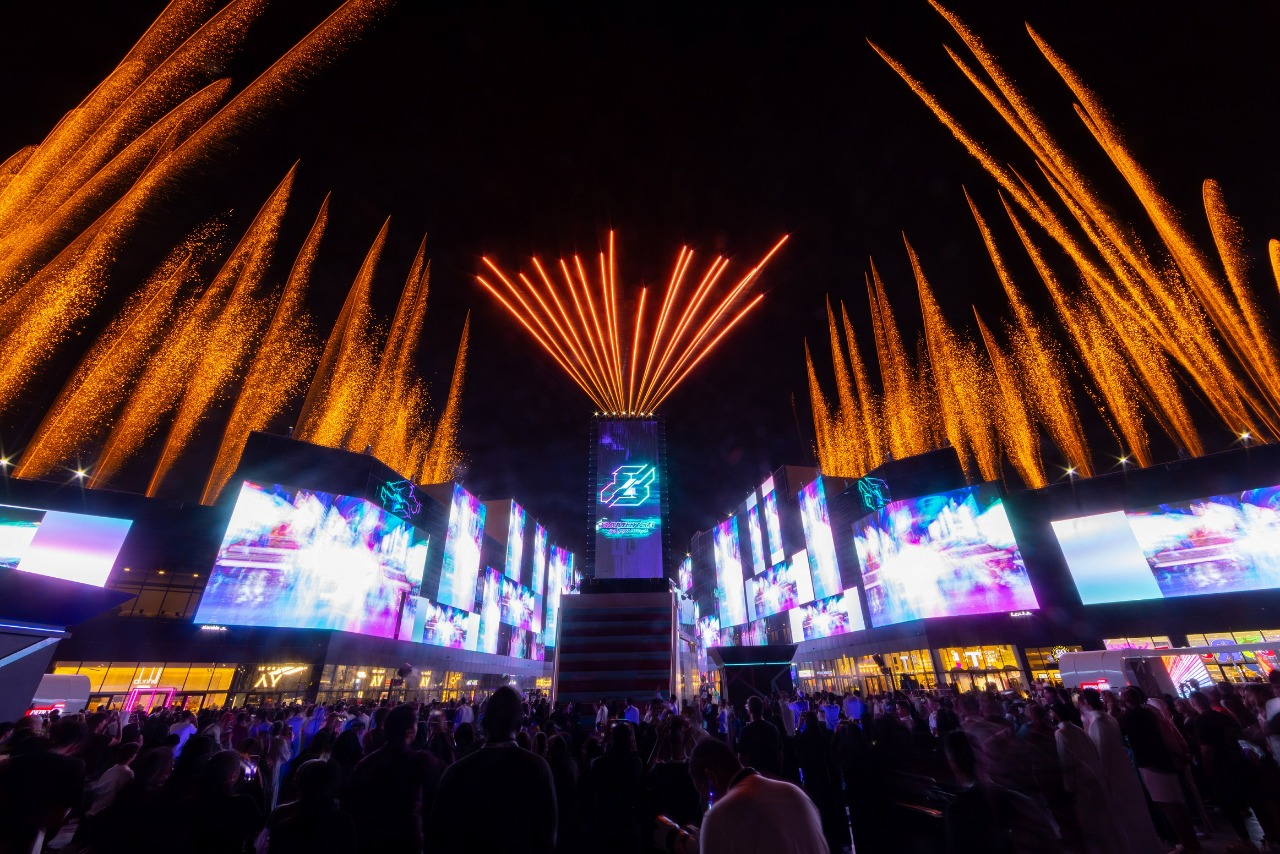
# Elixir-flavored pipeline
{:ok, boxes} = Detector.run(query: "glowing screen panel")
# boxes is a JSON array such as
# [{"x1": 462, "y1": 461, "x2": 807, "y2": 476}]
[
  {"x1": 798, "y1": 477, "x2": 842, "y2": 601},
  {"x1": 594, "y1": 419, "x2": 663, "y2": 579},
  {"x1": 788, "y1": 589, "x2": 865, "y2": 641},
  {"x1": 531, "y1": 523, "x2": 548, "y2": 597},
  {"x1": 0, "y1": 504, "x2": 132, "y2": 587},
  {"x1": 544, "y1": 544, "x2": 570, "y2": 644},
  {"x1": 505, "y1": 501, "x2": 526, "y2": 582},
  {"x1": 1053, "y1": 483, "x2": 1280, "y2": 605},
  {"x1": 438, "y1": 484, "x2": 485, "y2": 611},
  {"x1": 762, "y1": 477, "x2": 784, "y2": 565},
  {"x1": 713, "y1": 517, "x2": 748, "y2": 627},
  {"x1": 854, "y1": 483, "x2": 1038, "y2": 627},
  {"x1": 194, "y1": 481, "x2": 427, "y2": 638},
  {"x1": 697, "y1": 614, "x2": 721, "y2": 648},
  {"x1": 411, "y1": 597, "x2": 477, "y2": 650},
  {"x1": 745, "y1": 552, "x2": 815, "y2": 621},
  {"x1": 678, "y1": 556, "x2": 693, "y2": 593},
  {"x1": 747, "y1": 499, "x2": 766, "y2": 575},
  {"x1": 472, "y1": 568, "x2": 503, "y2": 653}
]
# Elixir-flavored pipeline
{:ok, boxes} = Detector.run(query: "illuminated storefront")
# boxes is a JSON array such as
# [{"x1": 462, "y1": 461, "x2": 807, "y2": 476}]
[
  {"x1": 1024, "y1": 645, "x2": 1083, "y2": 686},
  {"x1": 1186, "y1": 630, "x2": 1280, "y2": 684},
  {"x1": 936, "y1": 644, "x2": 1022, "y2": 692},
  {"x1": 52, "y1": 661, "x2": 237, "y2": 711}
]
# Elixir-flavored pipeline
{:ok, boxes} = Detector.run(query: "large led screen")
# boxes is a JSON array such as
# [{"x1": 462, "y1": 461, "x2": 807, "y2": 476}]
[
  {"x1": 531, "y1": 523, "x2": 548, "y2": 597},
  {"x1": 762, "y1": 478, "x2": 784, "y2": 565},
  {"x1": 678, "y1": 556, "x2": 693, "y2": 593},
  {"x1": 496, "y1": 570, "x2": 542, "y2": 632},
  {"x1": 505, "y1": 501, "x2": 526, "y2": 582},
  {"x1": 195, "y1": 481, "x2": 427, "y2": 638},
  {"x1": 798, "y1": 478, "x2": 843, "y2": 601},
  {"x1": 472, "y1": 569, "x2": 502, "y2": 654},
  {"x1": 713, "y1": 517, "x2": 748, "y2": 627},
  {"x1": 697, "y1": 614, "x2": 721, "y2": 648},
  {"x1": 0, "y1": 504, "x2": 132, "y2": 587},
  {"x1": 747, "y1": 498, "x2": 766, "y2": 575},
  {"x1": 544, "y1": 544, "x2": 570, "y2": 644},
  {"x1": 745, "y1": 552, "x2": 815, "y2": 621},
  {"x1": 788, "y1": 590, "x2": 865, "y2": 642},
  {"x1": 594, "y1": 419, "x2": 664, "y2": 579},
  {"x1": 854, "y1": 483, "x2": 1038, "y2": 627},
  {"x1": 411, "y1": 597, "x2": 477, "y2": 650},
  {"x1": 1053, "y1": 484, "x2": 1280, "y2": 605},
  {"x1": 438, "y1": 485, "x2": 485, "y2": 611}
]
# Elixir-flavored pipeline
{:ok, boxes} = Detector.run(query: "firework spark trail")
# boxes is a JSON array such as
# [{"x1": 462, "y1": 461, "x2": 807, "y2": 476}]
[
  {"x1": 146, "y1": 166, "x2": 296, "y2": 496},
  {"x1": 840, "y1": 302, "x2": 884, "y2": 470},
  {"x1": 0, "y1": 81, "x2": 231, "y2": 287},
  {"x1": 974, "y1": 312, "x2": 1046, "y2": 488},
  {"x1": 825, "y1": 299, "x2": 865, "y2": 474},
  {"x1": 13, "y1": 249, "x2": 194, "y2": 480},
  {"x1": 365, "y1": 236, "x2": 429, "y2": 471},
  {"x1": 0, "y1": 0, "x2": 392, "y2": 415},
  {"x1": 0, "y1": 1, "x2": 269, "y2": 244},
  {"x1": 0, "y1": 0, "x2": 220, "y2": 229},
  {"x1": 805, "y1": 342, "x2": 838, "y2": 474},
  {"x1": 867, "y1": 262, "x2": 931, "y2": 459},
  {"x1": 479, "y1": 233, "x2": 786, "y2": 414},
  {"x1": 1001, "y1": 201, "x2": 1153, "y2": 466},
  {"x1": 200, "y1": 195, "x2": 328, "y2": 505},
  {"x1": 964, "y1": 192, "x2": 1092, "y2": 475},
  {"x1": 909, "y1": 239, "x2": 1000, "y2": 482},
  {"x1": 419, "y1": 314, "x2": 469, "y2": 485},
  {"x1": 295, "y1": 218, "x2": 386, "y2": 449}
]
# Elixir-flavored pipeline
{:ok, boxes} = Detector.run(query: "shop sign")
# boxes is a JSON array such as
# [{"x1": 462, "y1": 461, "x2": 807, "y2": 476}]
[
  {"x1": 797, "y1": 669, "x2": 815, "y2": 678},
  {"x1": 1009, "y1": 610, "x2": 1033, "y2": 618},
  {"x1": 815, "y1": 669, "x2": 835, "y2": 677}
]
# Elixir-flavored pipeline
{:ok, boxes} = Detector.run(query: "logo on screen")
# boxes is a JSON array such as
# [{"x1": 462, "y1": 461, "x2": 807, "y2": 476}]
[
  {"x1": 596, "y1": 517, "x2": 660, "y2": 538},
  {"x1": 599, "y1": 464, "x2": 657, "y2": 507},
  {"x1": 857, "y1": 477, "x2": 891, "y2": 512},
  {"x1": 377, "y1": 480, "x2": 422, "y2": 520}
]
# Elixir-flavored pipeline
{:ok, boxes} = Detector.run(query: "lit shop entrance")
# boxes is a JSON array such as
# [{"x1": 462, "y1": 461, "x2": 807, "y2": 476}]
[{"x1": 937, "y1": 645, "x2": 1025, "y2": 692}]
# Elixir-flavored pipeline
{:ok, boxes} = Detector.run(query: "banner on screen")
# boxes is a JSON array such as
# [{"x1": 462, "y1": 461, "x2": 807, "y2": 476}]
[{"x1": 594, "y1": 419, "x2": 664, "y2": 579}]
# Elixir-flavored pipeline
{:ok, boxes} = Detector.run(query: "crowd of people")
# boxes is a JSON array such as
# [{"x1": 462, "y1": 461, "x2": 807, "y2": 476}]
[{"x1": 3, "y1": 673, "x2": 1280, "y2": 853}]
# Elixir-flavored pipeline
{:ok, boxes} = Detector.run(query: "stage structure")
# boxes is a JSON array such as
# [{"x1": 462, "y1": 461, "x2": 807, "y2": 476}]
[{"x1": 479, "y1": 232, "x2": 787, "y2": 700}]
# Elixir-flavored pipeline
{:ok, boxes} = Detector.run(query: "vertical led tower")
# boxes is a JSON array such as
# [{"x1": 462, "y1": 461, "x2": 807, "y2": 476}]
[{"x1": 587, "y1": 415, "x2": 670, "y2": 580}]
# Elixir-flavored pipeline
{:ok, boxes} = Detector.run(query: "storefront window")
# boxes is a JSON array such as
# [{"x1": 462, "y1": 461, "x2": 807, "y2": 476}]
[
  {"x1": 1103, "y1": 636, "x2": 1172, "y2": 651},
  {"x1": 937, "y1": 644, "x2": 1022, "y2": 691},
  {"x1": 1024, "y1": 645, "x2": 1082, "y2": 686},
  {"x1": 1186, "y1": 630, "x2": 1280, "y2": 684}
]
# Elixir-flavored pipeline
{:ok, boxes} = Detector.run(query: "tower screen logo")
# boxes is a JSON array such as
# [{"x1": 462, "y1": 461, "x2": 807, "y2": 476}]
[{"x1": 594, "y1": 420, "x2": 664, "y2": 579}]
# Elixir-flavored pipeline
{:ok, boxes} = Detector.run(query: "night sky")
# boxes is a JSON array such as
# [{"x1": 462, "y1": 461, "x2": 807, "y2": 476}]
[{"x1": 3, "y1": 1, "x2": 1279, "y2": 560}]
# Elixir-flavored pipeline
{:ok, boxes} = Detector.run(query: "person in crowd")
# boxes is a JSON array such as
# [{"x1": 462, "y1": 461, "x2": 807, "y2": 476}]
[
  {"x1": 0, "y1": 717, "x2": 87, "y2": 853},
  {"x1": 795, "y1": 709, "x2": 850, "y2": 852},
  {"x1": 588, "y1": 721, "x2": 646, "y2": 852},
  {"x1": 690, "y1": 734, "x2": 828, "y2": 853},
  {"x1": 1191, "y1": 689, "x2": 1263, "y2": 852},
  {"x1": 1118, "y1": 686, "x2": 1200, "y2": 851},
  {"x1": 623, "y1": 697, "x2": 640, "y2": 725},
  {"x1": 736, "y1": 695, "x2": 783, "y2": 777},
  {"x1": 180, "y1": 748, "x2": 265, "y2": 854},
  {"x1": 168, "y1": 709, "x2": 197, "y2": 757},
  {"x1": 1078, "y1": 688, "x2": 1167, "y2": 854},
  {"x1": 595, "y1": 698, "x2": 610, "y2": 731},
  {"x1": 348, "y1": 704, "x2": 442, "y2": 854},
  {"x1": 842, "y1": 689, "x2": 865, "y2": 727},
  {"x1": 545, "y1": 734, "x2": 581, "y2": 854},
  {"x1": 943, "y1": 729, "x2": 1062, "y2": 854},
  {"x1": 267, "y1": 758, "x2": 357, "y2": 853},
  {"x1": 429, "y1": 686, "x2": 557, "y2": 853}
]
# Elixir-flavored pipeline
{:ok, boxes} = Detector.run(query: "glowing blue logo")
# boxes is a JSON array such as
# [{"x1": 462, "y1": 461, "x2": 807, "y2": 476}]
[
  {"x1": 857, "y1": 476, "x2": 891, "y2": 512},
  {"x1": 378, "y1": 479, "x2": 422, "y2": 520},
  {"x1": 599, "y1": 464, "x2": 657, "y2": 508}
]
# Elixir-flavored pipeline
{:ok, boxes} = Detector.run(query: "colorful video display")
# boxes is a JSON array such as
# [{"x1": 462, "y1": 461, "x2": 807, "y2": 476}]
[
  {"x1": 799, "y1": 477, "x2": 843, "y2": 601},
  {"x1": 697, "y1": 614, "x2": 721, "y2": 648},
  {"x1": 854, "y1": 483, "x2": 1038, "y2": 627},
  {"x1": 531, "y1": 523, "x2": 548, "y2": 597},
  {"x1": 1052, "y1": 483, "x2": 1280, "y2": 605},
  {"x1": 678, "y1": 556, "x2": 693, "y2": 593},
  {"x1": 594, "y1": 419, "x2": 664, "y2": 579},
  {"x1": 787, "y1": 590, "x2": 865, "y2": 641},
  {"x1": 745, "y1": 552, "x2": 815, "y2": 621},
  {"x1": 438, "y1": 484, "x2": 485, "y2": 611},
  {"x1": 473, "y1": 569, "x2": 502, "y2": 654},
  {"x1": 0, "y1": 504, "x2": 132, "y2": 587},
  {"x1": 713, "y1": 517, "x2": 748, "y2": 627},
  {"x1": 194, "y1": 481, "x2": 427, "y2": 638},
  {"x1": 508, "y1": 627, "x2": 532, "y2": 659},
  {"x1": 747, "y1": 498, "x2": 767, "y2": 575},
  {"x1": 762, "y1": 477, "x2": 784, "y2": 565},
  {"x1": 505, "y1": 501, "x2": 526, "y2": 582},
  {"x1": 544, "y1": 544, "x2": 570, "y2": 644},
  {"x1": 495, "y1": 570, "x2": 542, "y2": 632},
  {"x1": 412, "y1": 597, "x2": 477, "y2": 650}
]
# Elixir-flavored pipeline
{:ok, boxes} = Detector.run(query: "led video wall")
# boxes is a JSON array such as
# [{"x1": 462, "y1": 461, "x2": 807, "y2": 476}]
[
  {"x1": 438, "y1": 484, "x2": 485, "y2": 611},
  {"x1": 531, "y1": 523, "x2": 548, "y2": 597},
  {"x1": 474, "y1": 568, "x2": 502, "y2": 653},
  {"x1": 678, "y1": 556, "x2": 693, "y2": 593},
  {"x1": 854, "y1": 483, "x2": 1039, "y2": 627},
  {"x1": 194, "y1": 481, "x2": 428, "y2": 638},
  {"x1": 762, "y1": 477, "x2": 784, "y2": 565},
  {"x1": 798, "y1": 477, "x2": 843, "y2": 601},
  {"x1": 0, "y1": 504, "x2": 132, "y2": 587},
  {"x1": 745, "y1": 551, "x2": 815, "y2": 621},
  {"x1": 594, "y1": 419, "x2": 664, "y2": 579},
  {"x1": 787, "y1": 589, "x2": 865, "y2": 642},
  {"x1": 412, "y1": 598, "x2": 478, "y2": 650},
  {"x1": 697, "y1": 614, "x2": 721, "y2": 649},
  {"x1": 544, "y1": 544, "x2": 571, "y2": 644},
  {"x1": 713, "y1": 517, "x2": 748, "y2": 627},
  {"x1": 746, "y1": 492, "x2": 766, "y2": 574},
  {"x1": 1052, "y1": 483, "x2": 1280, "y2": 605},
  {"x1": 505, "y1": 501, "x2": 526, "y2": 582}
]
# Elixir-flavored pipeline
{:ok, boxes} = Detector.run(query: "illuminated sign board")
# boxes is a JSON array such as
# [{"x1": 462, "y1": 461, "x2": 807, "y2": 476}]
[{"x1": 593, "y1": 419, "x2": 664, "y2": 579}]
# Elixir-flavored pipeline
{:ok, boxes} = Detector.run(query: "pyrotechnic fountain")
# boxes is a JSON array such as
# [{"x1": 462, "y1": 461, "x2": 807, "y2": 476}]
[
  {"x1": 5, "y1": 0, "x2": 465, "y2": 503},
  {"x1": 811, "y1": 3, "x2": 1280, "y2": 484}
]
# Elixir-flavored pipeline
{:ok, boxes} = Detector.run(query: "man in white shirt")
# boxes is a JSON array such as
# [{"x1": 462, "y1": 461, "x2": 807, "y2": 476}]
[
  {"x1": 778, "y1": 692, "x2": 797, "y2": 738},
  {"x1": 843, "y1": 690, "x2": 864, "y2": 726},
  {"x1": 690, "y1": 736, "x2": 828, "y2": 854},
  {"x1": 168, "y1": 711, "x2": 197, "y2": 757},
  {"x1": 455, "y1": 700, "x2": 475, "y2": 725},
  {"x1": 623, "y1": 698, "x2": 640, "y2": 724},
  {"x1": 595, "y1": 699, "x2": 610, "y2": 731}
]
